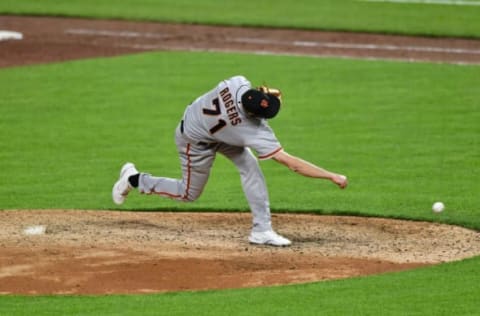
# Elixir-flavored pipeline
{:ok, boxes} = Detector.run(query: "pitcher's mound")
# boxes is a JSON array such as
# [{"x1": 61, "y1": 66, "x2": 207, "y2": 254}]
[{"x1": 0, "y1": 210, "x2": 479, "y2": 295}]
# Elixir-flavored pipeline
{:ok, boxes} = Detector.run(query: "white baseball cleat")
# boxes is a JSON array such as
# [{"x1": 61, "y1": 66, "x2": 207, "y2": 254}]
[
  {"x1": 112, "y1": 162, "x2": 138, "y2": 205},
  {"x1": 249, "y1": 230, "x2": 292, "y2": 247}
]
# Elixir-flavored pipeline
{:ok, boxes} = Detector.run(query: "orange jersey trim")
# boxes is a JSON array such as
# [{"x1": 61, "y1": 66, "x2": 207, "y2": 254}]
[
  {"x1": 182, "y1": 143, "x2": 192, "y2": 200},
  {"x1": 154, "y1": 191, "x2": 183, "y2": 199},
  {"x1": 258, "y1": 147, "x2": 283, "y2": 160}
]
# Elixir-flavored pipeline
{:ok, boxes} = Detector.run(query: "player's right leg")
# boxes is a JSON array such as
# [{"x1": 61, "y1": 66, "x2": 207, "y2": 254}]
[
  {"x1": 137, "y1": 142, "x2": 215, "y2": 201},
  {"x1": 113, "y1": 126, "x2": 216, "y2": 204}
]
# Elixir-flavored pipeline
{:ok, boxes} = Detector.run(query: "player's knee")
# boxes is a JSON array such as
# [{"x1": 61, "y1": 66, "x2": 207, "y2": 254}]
[
  {"x1": 233, "y1": 149, "x2": 253, "y2": 164},
  {"x1": 182, "y1": 195, "x2": 198, "y2": 202},
  {"x1": 182, "y1": 187, "x2": 203, "y2": 202},
  {"x1": 239, "y1": 152, "x2": 261, "y2": 172}
]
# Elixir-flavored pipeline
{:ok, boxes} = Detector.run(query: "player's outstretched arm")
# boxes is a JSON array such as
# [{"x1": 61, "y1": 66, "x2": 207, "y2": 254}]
[{"x1": 272, "y1": 150, "x2": 348, "y2": 189}]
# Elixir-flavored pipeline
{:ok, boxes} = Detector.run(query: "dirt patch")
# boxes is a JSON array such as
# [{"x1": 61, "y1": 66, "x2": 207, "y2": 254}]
[
  {"x1": 1, "y1": 210, "x2": 479, "y2": 295},
  {"x1": 1, "y1": 15, "x2": 480, "y2": 68}
]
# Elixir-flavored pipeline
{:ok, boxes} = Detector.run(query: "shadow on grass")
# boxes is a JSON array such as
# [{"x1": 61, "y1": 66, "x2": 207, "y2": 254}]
[{"x1": 98, "y1": 207, "x2": 479, "y2": 231}]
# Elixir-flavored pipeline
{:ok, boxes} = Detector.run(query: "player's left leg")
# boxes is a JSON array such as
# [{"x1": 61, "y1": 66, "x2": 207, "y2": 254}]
[
  {"x1": 218, "y1": 144, "x2": 290, "y2": 246},
  {"x1": 217, "y1": 144, "x2": 272, "y2": 232},
  {"x1": 217, "y1": 144, "x2": 291, "y2": 246}
]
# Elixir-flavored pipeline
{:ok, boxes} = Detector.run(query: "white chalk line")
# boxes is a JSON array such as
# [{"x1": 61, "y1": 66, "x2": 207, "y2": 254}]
[
  {"x1": 65, "y1": 28, "x2": 168, "y2": 39},
  {"x1": 64, "y1": 28, "x2": 480, "y2": 65},
  {"x1": 231, "y1": 37, "x2": 480, "y2": 55},
  {"x1": 115, "y1": 43, "x2": 478, "y2": 66},
  {"x1": 359, "y1": 0, "x2": 480, "y2": 5}
]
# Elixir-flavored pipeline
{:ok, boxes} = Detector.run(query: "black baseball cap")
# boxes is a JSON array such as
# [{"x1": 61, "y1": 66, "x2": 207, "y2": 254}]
[{"x1": 241, "y1": 89, "x2": 281, "y2": 119}]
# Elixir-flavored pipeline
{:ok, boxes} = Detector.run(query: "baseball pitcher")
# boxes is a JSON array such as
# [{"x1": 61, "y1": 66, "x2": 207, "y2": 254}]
[{"x1": 113, "y1": 75, "x2": 348, "y2": 246}]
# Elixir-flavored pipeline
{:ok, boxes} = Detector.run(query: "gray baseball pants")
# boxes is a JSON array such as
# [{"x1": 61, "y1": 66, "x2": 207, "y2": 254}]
[{"x1": 138, "y1": 123, "x2": 272, "y2": 232}]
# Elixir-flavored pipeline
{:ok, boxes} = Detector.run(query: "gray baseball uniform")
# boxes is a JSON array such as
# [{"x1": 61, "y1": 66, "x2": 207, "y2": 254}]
[{"x1": 138, "y1": 76, "x2": 282, "y2": 232}]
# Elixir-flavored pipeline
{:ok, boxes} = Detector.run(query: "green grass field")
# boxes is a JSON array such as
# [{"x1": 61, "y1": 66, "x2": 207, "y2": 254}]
[
  {"x1": 1, "y1": 256, "x2": 479, "y2": 316},
  {"x1": 1, "y1": 0, "x2": 480, "y2": 315},
  {"x1": 1, "y1": 52, "x2": 479, "y2": 228},
  {"x1": 1, "y1": 0, "x2": 480, "y2": 38}
]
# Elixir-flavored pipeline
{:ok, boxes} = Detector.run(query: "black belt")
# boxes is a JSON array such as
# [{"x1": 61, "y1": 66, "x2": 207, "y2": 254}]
[{"x1": 180, "y1": 119, "x2": 208, "y2": 146}]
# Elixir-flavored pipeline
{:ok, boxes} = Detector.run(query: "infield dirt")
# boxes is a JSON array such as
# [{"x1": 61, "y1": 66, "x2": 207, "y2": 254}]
[{"x1": 1, "y1": 15, "x2": 480, "y2": 67}]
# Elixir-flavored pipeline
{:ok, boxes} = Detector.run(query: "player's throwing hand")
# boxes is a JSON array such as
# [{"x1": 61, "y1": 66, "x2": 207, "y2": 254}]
[{"x1": 332, "y1": 174, "x2": 348, "y2": 189}]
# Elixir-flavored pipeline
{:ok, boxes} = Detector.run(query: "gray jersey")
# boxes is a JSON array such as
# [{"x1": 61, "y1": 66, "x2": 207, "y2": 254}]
[
  {"x1": 182, "y1": 76, "x2": 282, "y2": 159},
  {"x1": 137, "y1": 75, "x2": 279, "y2": 233}
]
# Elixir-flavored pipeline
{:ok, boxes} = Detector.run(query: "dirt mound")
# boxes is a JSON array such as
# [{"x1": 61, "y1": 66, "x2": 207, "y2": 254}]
[{"x1": 1, "y1": 210, "x2": 479, "y2": 295}]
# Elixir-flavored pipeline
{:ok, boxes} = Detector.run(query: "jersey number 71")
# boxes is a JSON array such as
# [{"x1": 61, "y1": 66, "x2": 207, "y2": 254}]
[{"x1": 202, "y1": 97, "x2": 226, "y2": 134}]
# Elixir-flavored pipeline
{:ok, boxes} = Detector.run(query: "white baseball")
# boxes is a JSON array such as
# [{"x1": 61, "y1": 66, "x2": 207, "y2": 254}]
[{"x1": 432, "y1": 202, "x2": 445, "y2": 213}]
